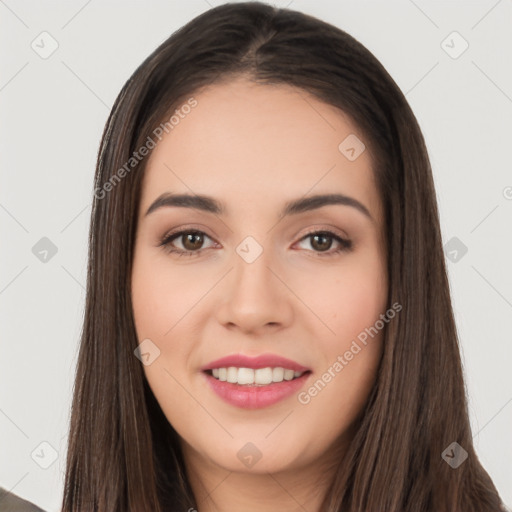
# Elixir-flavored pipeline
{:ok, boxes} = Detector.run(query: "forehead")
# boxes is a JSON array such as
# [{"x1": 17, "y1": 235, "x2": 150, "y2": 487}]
[{"x1": 139, "y1": 77, "x2": 382, "y2": 223}]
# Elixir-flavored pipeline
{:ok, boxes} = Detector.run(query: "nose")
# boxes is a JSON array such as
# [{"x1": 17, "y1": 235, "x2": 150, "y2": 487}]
[{"x1": 215, "y1": 244, "x2": 294, "y2": 335}]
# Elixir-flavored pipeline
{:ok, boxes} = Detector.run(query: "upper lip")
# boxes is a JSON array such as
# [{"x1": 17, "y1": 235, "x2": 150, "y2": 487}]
[{"x1": 201, "y1": 353, "x2": 310, "y2": 372}]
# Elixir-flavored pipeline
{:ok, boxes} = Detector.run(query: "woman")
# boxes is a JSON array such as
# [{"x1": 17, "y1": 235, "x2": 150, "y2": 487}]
[{"x1": 60, "y1": 2, "x2": 506, "y2": 511}]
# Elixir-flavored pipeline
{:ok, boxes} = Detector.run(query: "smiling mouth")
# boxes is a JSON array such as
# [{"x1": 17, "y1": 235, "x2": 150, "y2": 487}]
[{"x1": 204, "y1": 367, "x2": 311, "y2": 386}]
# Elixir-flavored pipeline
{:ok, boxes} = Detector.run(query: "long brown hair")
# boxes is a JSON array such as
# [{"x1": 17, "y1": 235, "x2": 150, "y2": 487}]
[{"x1": 61, "y1": 2, "x2": 505, "y2": 511}]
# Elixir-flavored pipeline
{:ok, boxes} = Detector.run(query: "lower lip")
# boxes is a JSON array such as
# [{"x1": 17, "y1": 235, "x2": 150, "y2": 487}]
[{"x1": 203, "y1": 371, "x2": 311, "y2": 409}]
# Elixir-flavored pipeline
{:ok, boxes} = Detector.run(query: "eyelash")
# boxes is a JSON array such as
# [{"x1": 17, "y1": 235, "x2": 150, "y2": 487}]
[{"x1": 158, "y1": 228, "x2": 352, "y2": 258}]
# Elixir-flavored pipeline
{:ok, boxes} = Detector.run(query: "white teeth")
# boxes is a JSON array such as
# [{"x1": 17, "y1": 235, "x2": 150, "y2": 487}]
[
  {"x1": 226, "y1": 367, "x2": 238, "y2": 383},
  {"x1": 283, "y1": 369, "x2": 295, "y2": 381},
  {"x1": 208, "y1": 366, "x2": 306, "y2": 385},
  {"x1": 272, "y1": 367, "x2": 284, "y2": 382},
  {"x1": 238, "y1": 367, "x2": 254, "y2": 385},
  {"x1": 254, "y1": 367, "x2": 273, "y2": 385}
]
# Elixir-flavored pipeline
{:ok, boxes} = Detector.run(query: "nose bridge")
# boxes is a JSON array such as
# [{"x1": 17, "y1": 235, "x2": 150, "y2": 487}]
[
  {"x1": 232, "y1": 234, "x2": 276, "y2": 296},
  {"x1": 215, "y1": 234, "x2": 292, "y2": 331}
]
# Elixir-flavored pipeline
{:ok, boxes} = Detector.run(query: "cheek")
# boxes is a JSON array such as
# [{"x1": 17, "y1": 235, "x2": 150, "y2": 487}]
[
  {"x1": 131, "y1": 253, "x2": 189, "y2": 381},
  {"x1": 333, "y1": 271, "x2": 387, "y2": 340},
  {"x1": 132, "y1": 254, "x2": 167, "y2": 340},
  {"x1": 297, "y1": 252, "x2": 387, "y2": 342},
  {"x1": 298, "y1": 343, "x2": 382, "y2": 458},
  {"x1": 296, "y1": 298, "x2": 385, "y2": 459},
  {"x1": 293, "y1": 252, "x2": 386, "y2": 437},
  {"x1": 131, "y1": 255, "x2": 199, "y2": 436},
  {"x1": 131, "y1": 251, "x2": 208, "y2": 341}
]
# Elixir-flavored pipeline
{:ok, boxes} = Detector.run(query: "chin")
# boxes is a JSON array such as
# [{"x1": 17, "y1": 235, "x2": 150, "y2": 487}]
[{"x1": 205, "y1": 438, "x2": 307, "y2": 475}]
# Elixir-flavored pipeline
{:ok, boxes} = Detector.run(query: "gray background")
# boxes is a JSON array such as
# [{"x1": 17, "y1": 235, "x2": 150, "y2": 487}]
[{"x1": 1, "y1": 1, "x2": 511, "y2": 510}]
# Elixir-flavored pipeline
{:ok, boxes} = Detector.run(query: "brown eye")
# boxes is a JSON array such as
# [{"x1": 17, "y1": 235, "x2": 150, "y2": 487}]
[
  {"x1": 159, "y1": 230, "x2": 216, "y2": 257},
  {"x1": 181, "y1": 232, "x2": 205, "y2": 251},
  {"x1": 310, "y1": 233, "x2": 333, "y2": 252},
  {"x1": 297, "y1": 230, "x2": 352, "y2": 256}
]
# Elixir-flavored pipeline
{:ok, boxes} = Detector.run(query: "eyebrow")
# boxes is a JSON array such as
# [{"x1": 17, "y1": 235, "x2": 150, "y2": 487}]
[{"x1": 144, "y1": 192, "x2": 372, "y2": 221}]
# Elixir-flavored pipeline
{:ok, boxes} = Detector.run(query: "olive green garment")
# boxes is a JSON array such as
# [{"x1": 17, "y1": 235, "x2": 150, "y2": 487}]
[{"x1": 0, "y1": 488, "x2": 46, "y2": 512}]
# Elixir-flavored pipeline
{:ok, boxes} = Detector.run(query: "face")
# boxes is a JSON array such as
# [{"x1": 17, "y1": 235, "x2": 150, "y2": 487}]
[{"x1": 131, "y1": 77, "x2": 388, "y2": 477}]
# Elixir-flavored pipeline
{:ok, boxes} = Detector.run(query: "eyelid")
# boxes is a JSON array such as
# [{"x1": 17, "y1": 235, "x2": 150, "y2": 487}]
[
  {"x1": 160, "y1": 224, "x2": 217, "y2": 242},
  {"x1": 295, "y1": 224, "x2": 350, "y2": 243}
]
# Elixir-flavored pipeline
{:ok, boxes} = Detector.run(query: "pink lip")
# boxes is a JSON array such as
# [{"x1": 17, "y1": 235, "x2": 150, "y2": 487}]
[
  {"x1": 201, "y1": 353, "x2": 310, "y2": 372},
  {"x1": 202, "y1": 372, "x2": 311, "y2": 410}
]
